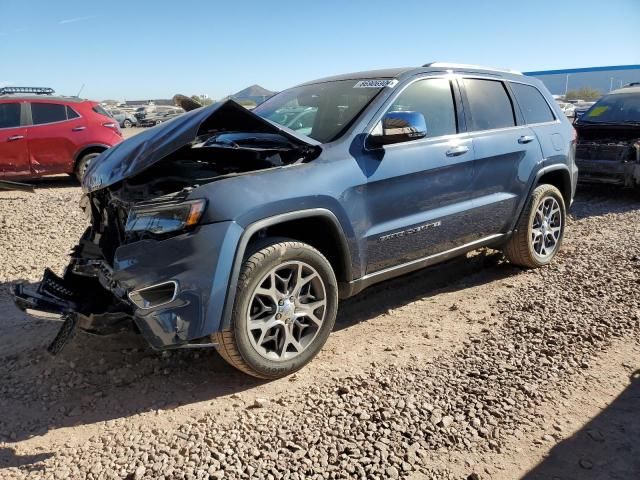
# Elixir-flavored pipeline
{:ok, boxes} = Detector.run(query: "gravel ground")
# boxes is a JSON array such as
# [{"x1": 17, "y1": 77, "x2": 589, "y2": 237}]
[{"x1": 0, "y1": 182, "x2": 639, "y2": 479}]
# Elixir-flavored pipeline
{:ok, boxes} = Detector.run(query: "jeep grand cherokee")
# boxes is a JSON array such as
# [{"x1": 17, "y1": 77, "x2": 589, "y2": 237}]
[{"x1": 14, "y1": 63, "x2": 577, "y2": 378}]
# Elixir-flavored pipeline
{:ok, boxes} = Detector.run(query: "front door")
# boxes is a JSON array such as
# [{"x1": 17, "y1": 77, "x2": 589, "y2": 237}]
[
  {"x1": 0, "y1": 102, "x2": 30, "y2": 178},
  {"x1": 362, "y1": 77, "x2": 478, "y2": 274}
]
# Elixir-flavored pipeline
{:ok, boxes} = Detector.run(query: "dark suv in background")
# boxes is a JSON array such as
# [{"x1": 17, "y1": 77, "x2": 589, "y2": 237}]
[
  {"x1": 574, "y1": 83, "x2": 640, "y2": 187},
  {"x1": 15, "y1": 64, "x2": 577, "y2": 378},
  {"x1": 0, "y1": 87, "x2": 122, "y2": 181}
]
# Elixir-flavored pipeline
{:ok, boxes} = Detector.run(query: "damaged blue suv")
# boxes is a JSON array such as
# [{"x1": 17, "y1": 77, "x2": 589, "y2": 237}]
[{"x1": 15, "y1": 63, "x2": 577, "y2": 378}]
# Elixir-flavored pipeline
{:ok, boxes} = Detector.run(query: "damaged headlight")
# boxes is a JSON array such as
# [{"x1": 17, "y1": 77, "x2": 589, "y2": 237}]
[{"x1": 125, "y1": 199, "x2": 207, "y2": 235}]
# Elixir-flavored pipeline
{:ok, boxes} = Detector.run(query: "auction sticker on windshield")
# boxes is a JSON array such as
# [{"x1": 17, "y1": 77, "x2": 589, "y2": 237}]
[{"x1": 354, "y1": 79, "x2": 399, "y2": 88}]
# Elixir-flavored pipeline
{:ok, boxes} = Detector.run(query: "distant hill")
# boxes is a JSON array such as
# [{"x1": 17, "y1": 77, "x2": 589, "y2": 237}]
[{"x1": 230, "y1": 84, "x2": 276, "y2": 105}]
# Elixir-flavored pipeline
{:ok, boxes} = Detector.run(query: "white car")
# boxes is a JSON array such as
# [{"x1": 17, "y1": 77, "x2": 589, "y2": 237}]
[{"x1": 556, "y1": 102, "x2": 576, "y2": 118}]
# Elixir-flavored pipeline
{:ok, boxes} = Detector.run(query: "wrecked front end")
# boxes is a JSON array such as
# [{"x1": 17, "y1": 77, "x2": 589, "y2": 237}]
[
  {"x1": 14, "y1": 100, "x2": 320, "y2": 353},
  {"x1": 575, "y1": 124, "x2": 640, "y2": 187}
]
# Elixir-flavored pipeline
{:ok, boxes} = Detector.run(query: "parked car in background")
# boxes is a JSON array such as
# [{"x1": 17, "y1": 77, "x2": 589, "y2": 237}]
[
  {"x1": 14, "y1": 64, "x2": 576, "y2": 378},
  {"x1": 133, "y1": 105, "x2": 177, "y2": 121},
  {"x1": 556, "y1": 101, "x2": 576, "y2": 118},
  {"x1": 574, "y1": 84, "x2": 640, "y2": 187},
  {"x1": 138, "y1": 108, "x2": 185, "y2": 127},
  {"x1": 573, "y1": 101, "x2": 596, "y2": 119},
  {"x1": 0, "y1": 87, "x2": 122, "y2": 181},
  {"x1": 108, "y1": 109, "x2": 138, "y2": 128}
]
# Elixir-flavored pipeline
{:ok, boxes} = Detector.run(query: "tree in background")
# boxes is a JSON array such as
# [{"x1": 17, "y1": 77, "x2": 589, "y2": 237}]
[
  {"x1": 191, "y1": 95, "x2": 214, "y2": 106},
  {"x1": 565, "y1": 87, "x2": 601, "y2": 101}
]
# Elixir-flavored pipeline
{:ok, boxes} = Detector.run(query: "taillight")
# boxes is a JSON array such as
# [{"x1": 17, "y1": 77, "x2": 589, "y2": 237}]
[{"x1": 102, "y1": 121, "x2": 122, "y2": 136}]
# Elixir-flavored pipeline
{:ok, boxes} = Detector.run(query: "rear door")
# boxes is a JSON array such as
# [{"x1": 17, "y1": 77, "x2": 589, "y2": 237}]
[
  {"x1": 459, "y1": 77, "x2": 543, "y2": 237},
  {"x1": 363, "y1": 76, "x2": 477, "y2": 273},
  {"x1": 26, "y1": 102, "x2": 88, "y2": 175},
  {"x1": 0, "y1": 101, "x2": 30, "y2": 178}
]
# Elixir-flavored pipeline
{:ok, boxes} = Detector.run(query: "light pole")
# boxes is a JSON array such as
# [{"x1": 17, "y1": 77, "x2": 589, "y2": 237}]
[
  {"x1": 610, "y1": 77, "x2": 614, "y2": 92},
  {"x1": 564, "y1": 74, "x2": 570, "y2": 96}
]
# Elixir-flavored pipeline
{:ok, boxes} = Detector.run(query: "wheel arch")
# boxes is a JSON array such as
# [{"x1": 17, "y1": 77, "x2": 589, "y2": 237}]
[
  {"x1": 219, "y1": 209, "x2": 353, "y2": 331},
  {"x1": 509, "y1": 164, "x2": 572, "y2": 234},
  {"x1": 73, "y1": 144, "x2": 110, "y2": 168}
]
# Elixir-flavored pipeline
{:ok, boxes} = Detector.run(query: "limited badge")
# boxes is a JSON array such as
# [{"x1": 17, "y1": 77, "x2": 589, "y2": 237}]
[{"x1": 353, "y1": 79, "x2": 399, "y2": 88}]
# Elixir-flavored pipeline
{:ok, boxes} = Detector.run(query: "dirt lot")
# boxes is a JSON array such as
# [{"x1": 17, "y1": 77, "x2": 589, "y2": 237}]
[{"x1": 0, "y1": 180, "x2": 639, "y2": 480}]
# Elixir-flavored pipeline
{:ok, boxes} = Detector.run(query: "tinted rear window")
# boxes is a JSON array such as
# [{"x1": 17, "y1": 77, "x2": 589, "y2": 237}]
[
  {"x1": 66, "y1": 106, "x2": 80, "y2": 119},
  {"x1": 92, "y1": 105, "x2": 112, "y2": 118},
  {"x1": 463, "y1": 79, "x2": 515, "y2": 131},
  {"x1": 0, "y1": 103, "x2": 21, "y2": 128},
  {"x1": 31, "y1": 103, "x2": 67, "y2": 124},
  {"x1": 511, "y1": 83, "x2": 555, "y2": 124}
]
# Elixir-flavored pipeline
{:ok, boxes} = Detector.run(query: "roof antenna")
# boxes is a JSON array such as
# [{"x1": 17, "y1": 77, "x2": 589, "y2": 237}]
[{"x1": 76, "y1": 83, "x2": 85, "y2": 97}]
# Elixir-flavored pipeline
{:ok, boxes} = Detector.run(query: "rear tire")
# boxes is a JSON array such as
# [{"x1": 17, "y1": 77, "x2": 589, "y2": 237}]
[
  {"x1": 504, "y1": 184, "x2": 566, "y2": 268},
  {"x1": 74, "y1": 152, "x2": 101, "y2": 182},
  {"x1": 213, "y1": 239, "x2": 338, "y2": 379}
]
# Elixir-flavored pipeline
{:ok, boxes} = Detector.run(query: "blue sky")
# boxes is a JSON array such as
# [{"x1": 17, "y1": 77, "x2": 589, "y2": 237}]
[{"x1": 1, "y1": 0, "x2": 638, "y2": 100}]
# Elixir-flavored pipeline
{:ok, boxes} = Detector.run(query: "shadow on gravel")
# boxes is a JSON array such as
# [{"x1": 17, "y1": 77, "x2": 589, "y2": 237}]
[
  {"x1": 0, "y1": 448, "x2": 52, "y2": 471},
  {"x1": 571, "y1": 184, "x2": 640, "y2": 220},
  {"x1": 0, "y1": 249, "x2": 520, "y2": 456},
  {"x1": 523, "y1": 369, "x2": 640, "y2": 480},
  {"x1": 336, "y1": 249, "x2": 515, "y2": 332}
]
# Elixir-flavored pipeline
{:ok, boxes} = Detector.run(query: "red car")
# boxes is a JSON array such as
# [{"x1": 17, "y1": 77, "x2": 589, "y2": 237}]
[{"x1": 0, "y1": 87, "x2": 123, "y2": 181}]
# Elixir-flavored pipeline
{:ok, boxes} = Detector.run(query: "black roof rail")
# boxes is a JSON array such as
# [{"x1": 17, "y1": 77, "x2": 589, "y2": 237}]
[{"x1": 0, "y1": 87, "x2": 55, "y2": 96}]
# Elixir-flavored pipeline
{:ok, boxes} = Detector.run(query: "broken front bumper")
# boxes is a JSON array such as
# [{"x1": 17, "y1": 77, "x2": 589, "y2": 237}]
[
  {"x1": 575, "y1": 158, "x2": 640, "y2": 186},
  {"x1": 14, "y1": 221, "x2": 243, "y2": 350}
]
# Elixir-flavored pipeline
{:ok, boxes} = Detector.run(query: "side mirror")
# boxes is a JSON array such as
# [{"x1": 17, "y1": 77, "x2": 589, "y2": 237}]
[{"x1": 368, "y1": 111, "x2": 427, "y2": 147}]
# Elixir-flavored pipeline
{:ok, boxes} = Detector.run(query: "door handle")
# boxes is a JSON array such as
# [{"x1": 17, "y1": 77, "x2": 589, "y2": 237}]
[
  {"x1": 445, "y1": 145, "x2": 469, "y2": 157},
  {"x1": 7, "y1": 135, "x2": 24, "y2": 141},
  {"x1": 72, "y1": 126, "x2": 87, "y2": 132},
  {"x1": 518, "y1": 135, "x2": 535, "y2": 144}
]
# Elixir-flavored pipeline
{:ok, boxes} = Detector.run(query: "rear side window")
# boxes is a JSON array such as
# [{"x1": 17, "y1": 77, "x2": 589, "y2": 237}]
[
  {"x1": 66, "y1": 106, "x2": 80, "y2": 119},
  {"x1": 31, "y1": 103, "x2": 67, "y2": 124},
  {"x1": 510, "y1": 83, "x2": 555, "y2": 124},
  {"x1": 387, "y1": 78, "x2": 457, "y2": 138},
  {"x1": 463, "y1": 79, "x2": 515, "y2": 131},
  {"x1": 92, "y1": 105, "x2": 111, "y2": 118},
  {"x1": 0, "y1": 103, "x2": 21, "y2": 128}
]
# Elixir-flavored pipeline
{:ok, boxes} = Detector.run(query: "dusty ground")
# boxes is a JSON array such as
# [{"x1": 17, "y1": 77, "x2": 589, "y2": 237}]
[{"x1": 0, "y1": 180, "x2": 638, "y2": 479}]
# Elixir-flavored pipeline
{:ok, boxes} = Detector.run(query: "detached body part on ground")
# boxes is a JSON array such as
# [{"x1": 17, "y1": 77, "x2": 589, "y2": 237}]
[{"x1": 13, "y1": 64, "x2": 577, "y2": 378}]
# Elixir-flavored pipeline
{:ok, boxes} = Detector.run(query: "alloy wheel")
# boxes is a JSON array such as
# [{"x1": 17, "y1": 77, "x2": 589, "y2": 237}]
[
  {"x1": 245, "y1": 261, "x2": 327, "y2": 361},
  {"x1": 531, "y1": 196, "x2": 562, "y2": 259}
]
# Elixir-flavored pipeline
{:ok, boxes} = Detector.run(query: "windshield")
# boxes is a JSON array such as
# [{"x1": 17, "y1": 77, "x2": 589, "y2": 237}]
[
  {"x1": 253, "y1": 79, "x2": 388, "y2": 143},
  {"x1": 579, "y1": 93, "x2": 640, "y2": 123}
]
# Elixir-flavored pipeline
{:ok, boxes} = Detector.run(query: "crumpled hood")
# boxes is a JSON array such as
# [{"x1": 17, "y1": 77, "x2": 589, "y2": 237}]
[{"x1": 82, "y1": 99, "x2": 320, "y2": 193}]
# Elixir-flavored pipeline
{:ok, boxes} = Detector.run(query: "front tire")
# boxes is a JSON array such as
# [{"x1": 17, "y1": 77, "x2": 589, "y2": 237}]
[
  {"x1": 504, "y1": 184, "x2": 566, "y2": 268},
  {"x1": 123, "y1": 119, "x2": 132, "y2": 128},
  {"x1": 213, "y1": 240, "x2": 338, "y2": 379}
]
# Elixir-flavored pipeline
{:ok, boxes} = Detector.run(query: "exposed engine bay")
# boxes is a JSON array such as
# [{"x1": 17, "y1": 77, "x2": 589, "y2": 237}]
[{"x1": 14, "y1": 101, "x2": 322, "y2": 351}]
